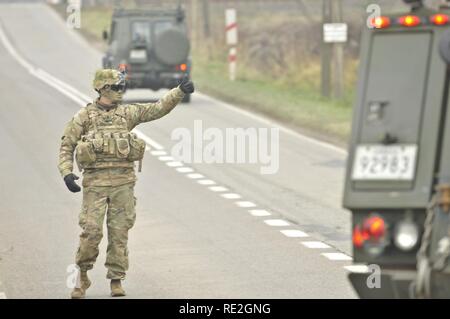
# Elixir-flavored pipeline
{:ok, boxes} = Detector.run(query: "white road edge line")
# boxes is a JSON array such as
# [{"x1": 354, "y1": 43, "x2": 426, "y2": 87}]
[
  {"x1": 176, "y1": 167, "x2": 194, "y2": 173},
  {"x1": 280, "y1": 229, "x2": 308, "y2": 237},
  {"x1": 301, "y1": 241, "x2": 331, "y2": 249},
  {"x1": 264, "y1": 219, "x2": 290, "y2": 227},
  {"x1": 249, "y1": 209, "x2": 272, "y2": 217},
  {"x1": 321, "y1": 252, "x2": 353, "y2": 261},
  {"x1": 166, "y1": 161, "x2": 183, "y2": 167},
  {"x1": 343, "y1": 265, "x2": 371, "y2": 273},
  {"x1": 197, "y1": 179, "x2": 216, "y2": 185},
  {"x1": 209, "y1": 186, "x2": 228, "y2": 192},
  {"x1": 236, "y1": 201, "x2": 257, "y2": 208},
  {"x1": 187, "y1": 173, "x2": 204, "y2": 179},
  {"x1": 221, "y1": 193, "x2": 241, "y2": 199}
]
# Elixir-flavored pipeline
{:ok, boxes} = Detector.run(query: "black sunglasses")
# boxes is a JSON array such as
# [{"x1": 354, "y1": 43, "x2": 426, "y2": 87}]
[{"x1": 104, "y1": 84, "x2": 126, "y2": 92}]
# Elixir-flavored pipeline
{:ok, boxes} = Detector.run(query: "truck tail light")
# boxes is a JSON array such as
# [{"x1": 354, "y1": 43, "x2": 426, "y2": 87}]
[
  {"x1": 398, "y1": 15, "x2": 421, "y2": 27},
  {"x1": 370, "y1": 16, "x2": 391, "y2": 29},
  {"x1": 118, "y1": 63, "x2": 130, "y2": 72},
  {"x1": 363, "y1": 215, "x2": 386, "y2": 239},
  {"x1": 353, "y1": 225, "x2": 369, "y2": 248},
  {"x1": 175, "y1": 63, "x2": 188, "y2": 72},
  {"x1": 118, "y1": 63, "x2": 131, "y2": 79},
  {"x1": 431, "y1": 14, "x2": 449, "y2": 26},
  {"x1": 353, "y1": 214, "x2": 388, "y2": 255}
]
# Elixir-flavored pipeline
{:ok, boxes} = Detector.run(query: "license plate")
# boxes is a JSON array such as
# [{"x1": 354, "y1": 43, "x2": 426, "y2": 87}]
[
  {"x1": 129, "y1": 49, "x2": 147, "y2": 60},
  {"x1": 351, "y1": 144, "x2": 418, "y2": 180}
]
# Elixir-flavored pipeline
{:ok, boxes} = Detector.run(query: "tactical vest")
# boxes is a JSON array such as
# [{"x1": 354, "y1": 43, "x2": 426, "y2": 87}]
[{"x1": 75, "y1": 103, "x2": 146, "y2": 172}]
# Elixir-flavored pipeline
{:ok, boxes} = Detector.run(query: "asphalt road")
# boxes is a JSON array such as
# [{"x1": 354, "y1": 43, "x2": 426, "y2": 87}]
[{"x1": 0, "y1": 2, "x2": 357, "y2": 299}]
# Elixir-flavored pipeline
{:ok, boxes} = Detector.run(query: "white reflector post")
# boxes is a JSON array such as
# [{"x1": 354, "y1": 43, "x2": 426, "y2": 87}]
[
  {"x1": 225, "y1": 8, "x2": 238, "y2": 45},
  {"x1": 225, "y1": 8, "x2": 238, "y2": 81},
  {"x1": 228, "y1": 47, "x2": 237, "y2": 81}
]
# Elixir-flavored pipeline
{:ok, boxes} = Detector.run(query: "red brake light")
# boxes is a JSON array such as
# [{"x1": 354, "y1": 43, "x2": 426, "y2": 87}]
[
  {"x1": 353, "y1": 215, "x2": 387, "y2": 249},
  {"x1": 371, "y1": 16, "x2": 391, "y2": 29},
  {"x1": 363, "y1": 216, "x2": 386, "y2": 239},
  {"x1": 118, "y1": 63, "x2": 130, "y2": 72},
  {"x1": 353, "y1": 225, "x2": 369, "y2": 248},
  {"x1": 431, "y1": 14, "x2": 449, "y2": 26},
  {"x1": 398, "y1": 15, "x2": 421, "y2": 27},
  {"x1": 175, "y1": 63, "x2": 188, "y2": 72}
]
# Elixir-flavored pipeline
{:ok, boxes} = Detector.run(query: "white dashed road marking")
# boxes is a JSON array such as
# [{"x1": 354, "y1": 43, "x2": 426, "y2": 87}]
[
  {"x1": 166, "y1": 161, "x2": 183, "y2": 167},
  {"x1": 344, "y1": 265, "x2": 370, "y2": 273},
  {"x1": 280, "y1": 229, "x2": 308, "y2": 237},
  {"x1": 209, "y1": 186, "x2": 228, "y2": 192},
  {"x1": 301, "y1": 241, "x2": 331, "y2": 249},
  {"x1": 236, "y1": 201, "x2": 256, "y2": 208},
  {"x1": 322, "y1": 253, "x2": 352, "y2": 261},
  {"x1": 221, "y1": 193, "x2": 241, "y2": 199},
  {"x1": 187, "y1": 173, "x2": 204, "y2": 179},
  {"x1": 197, "y1": 179, "x2": 216, "y2": 185},
  {"x1": 176, "y1": 167, "x2": 193, "y2": 173},
  {"x1": 249, "y1": 209, "x2": 271, "y2": 217},
  {"x1": 264, "y1": 219, "x2": 290, "y2": 227},
  {"x1": 158, "y1": 156, "x2": 174, "y2": 161}
]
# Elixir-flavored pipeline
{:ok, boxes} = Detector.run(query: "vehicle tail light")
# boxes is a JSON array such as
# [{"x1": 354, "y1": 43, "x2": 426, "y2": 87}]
[
  {"x1": 353, "y1": 214, "x2": 388, "y2": 253},
  {"x1": 398, "y1": 15, "x2": 421, "y2": 27},
  {"x1": 370, "y1": 16, "x2": 391, "y2": 29},
  {"x1": 363, "y1": 215, "x2": 386, "y2": 239},
  {"x1": 431, "y1": 14, "x2": 449, "y2": 26},
  {"x1": 175, "y1": 63, "x2": 188, "y2": 72},
  {"x1": 118, "y1": 63, "x2": 130, "y2": 78},
  {"x1": 118, "y1": 63, "x2": 130, "y2": 71},
  {"x1": 353, "y1": 225, "x2": 369, "y2": 248}
]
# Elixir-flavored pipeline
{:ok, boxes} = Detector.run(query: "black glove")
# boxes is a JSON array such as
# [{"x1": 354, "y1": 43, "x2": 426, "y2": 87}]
[
  {"x1": 64, "y1": 173, "x2": 81, "y2": 193},
  {"x1": 178, "y1": 75, "x2": 194, "y2": 94}
]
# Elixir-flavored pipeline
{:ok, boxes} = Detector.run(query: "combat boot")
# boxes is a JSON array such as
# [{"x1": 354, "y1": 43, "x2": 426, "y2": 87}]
[
  {"x1": 110, "y1": 279, "x2": 126, "y2": 297},
  {"x1": 70, "y1": 271, "x2": 91, "y2": 299}
]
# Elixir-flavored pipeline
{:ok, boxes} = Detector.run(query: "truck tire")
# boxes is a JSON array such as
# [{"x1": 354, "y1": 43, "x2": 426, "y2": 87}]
[{"x1": 154, "y1": 28, "x2": 190, "y2": 66}]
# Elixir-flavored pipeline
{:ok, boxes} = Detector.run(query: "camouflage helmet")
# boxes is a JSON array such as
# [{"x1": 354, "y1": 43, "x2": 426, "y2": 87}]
[{"x1": 93, "y1": 69, "x2": 126, "y2": 91}]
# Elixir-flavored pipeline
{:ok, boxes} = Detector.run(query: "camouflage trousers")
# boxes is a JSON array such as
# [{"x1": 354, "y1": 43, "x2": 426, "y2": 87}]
[{"x1": 75, "y1": 183, "x2": 136, "y2": 280}]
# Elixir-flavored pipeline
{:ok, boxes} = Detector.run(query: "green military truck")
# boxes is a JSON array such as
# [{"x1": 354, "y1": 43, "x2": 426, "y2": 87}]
[
  {"x1": 343, "y1": 0, "x2": 450, "y2": 298},
  {"x1": 102, "y1": 6, "x2": 192, "y2": 103}
]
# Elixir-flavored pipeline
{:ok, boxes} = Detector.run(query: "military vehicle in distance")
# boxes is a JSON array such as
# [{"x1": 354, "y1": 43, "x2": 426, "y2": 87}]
[
  {"x1": 343, "y1": 0, "x2": 450, "y2": 298},
  {"x1": 102, "y1": 5, "x2": 192, "y2": 103}
]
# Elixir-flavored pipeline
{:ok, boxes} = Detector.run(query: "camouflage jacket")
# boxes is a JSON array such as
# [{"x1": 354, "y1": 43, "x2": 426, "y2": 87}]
[{"x1": 58, "y1": 87, "x2": 184, "y2": 187}]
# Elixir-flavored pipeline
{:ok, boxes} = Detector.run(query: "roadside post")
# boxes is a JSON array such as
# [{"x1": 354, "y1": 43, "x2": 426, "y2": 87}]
[
  {"x1": 323, "y1": 21, "x2": 347, "y2": 99},
  {"x1": 225, "y1": 8, "x2": 238, "y2": 81}
]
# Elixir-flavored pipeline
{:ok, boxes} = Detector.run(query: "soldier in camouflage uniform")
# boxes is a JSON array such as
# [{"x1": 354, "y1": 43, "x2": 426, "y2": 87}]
[{"x1": 58, "y1": 69, "x2": 194, "y2": 298}]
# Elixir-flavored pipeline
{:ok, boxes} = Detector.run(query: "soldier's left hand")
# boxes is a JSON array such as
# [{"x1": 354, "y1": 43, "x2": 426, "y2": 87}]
[
  {"x1": 178, "y1": 75, "x2": 194, "y2": 94},
  {"x1": 64, "y1": 173, "x2": 81, "y2": 193}
]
